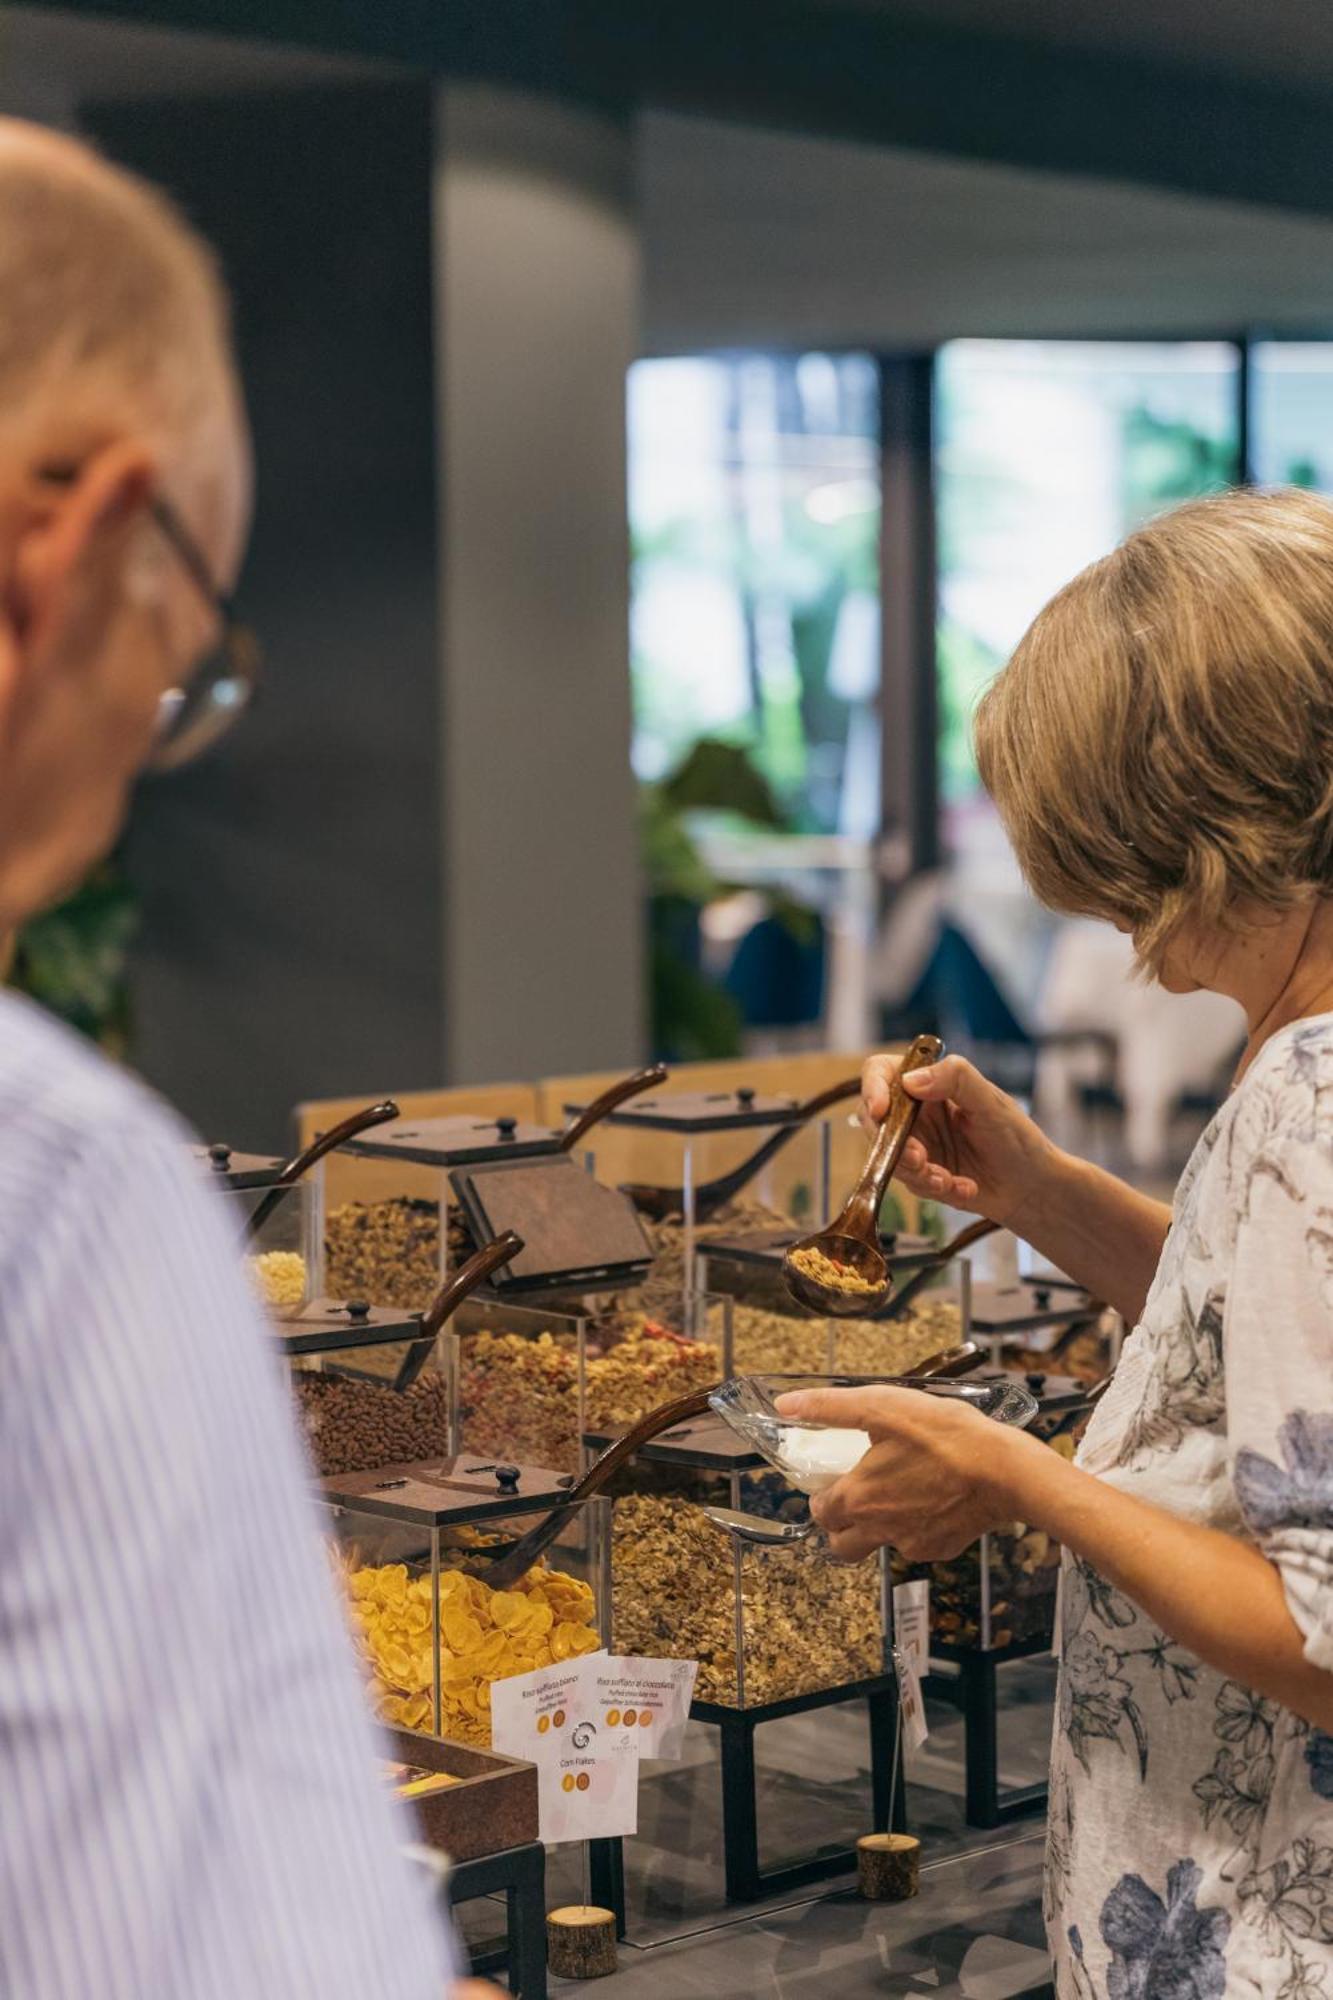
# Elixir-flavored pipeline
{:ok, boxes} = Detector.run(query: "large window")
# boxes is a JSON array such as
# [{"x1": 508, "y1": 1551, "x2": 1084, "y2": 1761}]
[
  {"x1": 628, "y1": 353, "x2": 880, "y2": 836},
  {"x1": 934, "y1": 340, "x2": 1241, "y2": 1008},
  {"x1": 1251, "y1": 343, "x2": 1333, "y2": 490}
]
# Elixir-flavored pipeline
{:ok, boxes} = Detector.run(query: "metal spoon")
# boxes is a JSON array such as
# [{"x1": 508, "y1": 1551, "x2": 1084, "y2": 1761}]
[
  {"x1": 700, "y1": 1505, "x2": 817, "y2": 1547},
  {"x1": 782, "y1": 1034, "x2": 942, "y2": 1318},
  {"x1": 243, "y1": 1098, "x2": 400, "y2": 1243},
  {"x1": 622, "y1": 1075, "x2": 861, "y2": 1224}
]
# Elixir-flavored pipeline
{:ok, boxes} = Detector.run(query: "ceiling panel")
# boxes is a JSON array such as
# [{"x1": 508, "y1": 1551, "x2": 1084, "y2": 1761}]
[{"x1": 641, "y1": 111, "x2": 1333, "y2": 349}]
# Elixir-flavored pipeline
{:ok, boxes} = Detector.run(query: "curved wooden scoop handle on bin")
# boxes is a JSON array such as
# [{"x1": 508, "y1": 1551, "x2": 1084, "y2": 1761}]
[
  {"x1": 477, "y1": 1387, "x2": 716, "y2": 1589},
  {"x1": 478, "y1": 1336, "x2": 982, "y2": 1588},
  {"x1": 393, "y1": 1229, "x2": 524, "y2": 1392},
  {"x1": 781, "y1": 1034, "x2": 942, "y2": 1318},
  {"x1": 244, "y1": 1098, "x2": 400, "y2": 1243},
  {"x1": 879, "y1": 1216, "x2": 1000, "y2": 1320},
  {"x1": 558, "y1": 1064, "x2": 669, "y2": 1156},
  {"x1": 623, "y1": 1074, "x2": 862, "y2": 1224},
  {"x1": 909, "y1": 1338, "x2": 985, "y2": 1378}
]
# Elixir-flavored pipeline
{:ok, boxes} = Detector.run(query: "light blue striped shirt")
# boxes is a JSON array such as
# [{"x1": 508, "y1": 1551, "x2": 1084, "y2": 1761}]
[{"x1": 0, "y1": 993, "x2": 455, "y2": 1996}]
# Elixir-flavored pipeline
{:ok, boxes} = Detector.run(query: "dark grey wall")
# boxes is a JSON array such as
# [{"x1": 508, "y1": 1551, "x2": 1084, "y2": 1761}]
[{"x1": 86, "y1": 85, "x2": 443, "y2": 1151}]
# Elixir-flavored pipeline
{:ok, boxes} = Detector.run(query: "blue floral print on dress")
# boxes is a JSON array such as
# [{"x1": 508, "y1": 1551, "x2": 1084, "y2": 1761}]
[
  {"x1": 1099, "y1": 1860, "x2": 1230, "y2": 1999},
  {"x1": 1306, "y1": 1732, "x2": 1333, "y2": 1802},
  {"x1": 1234, "y1": 1411, "x2": 1333, "y2": 1535}
]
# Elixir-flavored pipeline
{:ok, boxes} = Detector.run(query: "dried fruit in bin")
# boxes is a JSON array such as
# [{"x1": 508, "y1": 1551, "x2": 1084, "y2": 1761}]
[
  {"x1": 458, "y1": 1319, "x2": 720, "y2": 1475},
  {"x1": 325, "y1": 1197, "x2": 473, "y2": 1313}
]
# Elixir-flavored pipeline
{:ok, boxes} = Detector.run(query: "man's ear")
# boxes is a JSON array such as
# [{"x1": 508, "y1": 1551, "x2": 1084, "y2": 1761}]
[{"x1": 9, "y1": 440, "x2": 159, "y2": 663}]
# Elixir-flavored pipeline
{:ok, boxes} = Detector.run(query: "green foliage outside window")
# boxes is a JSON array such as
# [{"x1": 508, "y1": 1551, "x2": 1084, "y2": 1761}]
[{"x1": 8, "y1": 862, "x2": 138, "y2": 1056}]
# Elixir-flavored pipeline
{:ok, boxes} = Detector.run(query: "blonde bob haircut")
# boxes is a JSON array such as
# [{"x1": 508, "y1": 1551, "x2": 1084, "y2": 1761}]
[{"x1": 975, "y1": 486, "x2": 1333, "y2": 975}]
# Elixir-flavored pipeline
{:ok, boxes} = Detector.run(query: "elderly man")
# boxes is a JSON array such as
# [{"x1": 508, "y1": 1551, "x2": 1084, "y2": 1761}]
[{"x1": 0, "y1": 121, "x2": 495, "y2": 1998}]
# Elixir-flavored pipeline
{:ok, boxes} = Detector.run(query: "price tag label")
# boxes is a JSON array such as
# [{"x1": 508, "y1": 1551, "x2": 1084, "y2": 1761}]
[
  {"x1": 491, "y1": 1652, "x2": 699, "y2": 1844},
  {"x1": 892, "y1": 1578, "x2": 930, "y2": 1680},
  {"x1": 491, "y1": 1656, "x2": 639, "y2": 1844},
  {"x1": 584, "y1": 1655, "x2": 698, "y2": 1760},
  {"x1": 892, "y1": 1579, "x2": 930, "y2": 1751}
]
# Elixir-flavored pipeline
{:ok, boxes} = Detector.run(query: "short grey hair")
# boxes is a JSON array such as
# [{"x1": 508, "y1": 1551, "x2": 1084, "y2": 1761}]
[{"x1": 0, "y1": 120, "x2": 237, "y2": 475}]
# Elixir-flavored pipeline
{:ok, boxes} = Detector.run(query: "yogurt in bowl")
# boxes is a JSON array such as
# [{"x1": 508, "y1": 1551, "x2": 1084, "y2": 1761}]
[
  {"x1": 709, "y1": 1372, "x2": 1038, "y2": 1496},
  {"x1": 772, "y1": 1423, "x2": 871, "y2": 1494}
]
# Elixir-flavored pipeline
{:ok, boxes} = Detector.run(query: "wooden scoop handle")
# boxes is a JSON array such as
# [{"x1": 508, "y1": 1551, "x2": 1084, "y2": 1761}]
[
  {"x1": 391, "y1": 1230, "x2": 524, "y2": 1393},
  {"x1": 479, "y1": 1387, "x2": 716, "y2": 1589},
  {"x1": 623, "y1": 1074, "x2": 861, "y2": 1222},
  {"x1": 559, "y1": 1064, "x2": 668, "y2": 1154},
  {"x1": 832, "y1": 1035, "x2": 942, "y2": 1243},
  {"x1": 244, "y1": 1098, "x2": 399, "y2": 1242}
]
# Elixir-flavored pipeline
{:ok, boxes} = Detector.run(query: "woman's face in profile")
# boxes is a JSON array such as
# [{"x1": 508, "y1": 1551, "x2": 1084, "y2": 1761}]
[{"x1": 1111, "y1": 910, "x2": 1208, "y2": 996}]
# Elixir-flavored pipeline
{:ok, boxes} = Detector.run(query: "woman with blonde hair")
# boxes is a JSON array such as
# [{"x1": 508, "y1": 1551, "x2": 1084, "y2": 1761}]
[{"x1": 783, "y1": 487, "x2": 1333, "y2": 1997}]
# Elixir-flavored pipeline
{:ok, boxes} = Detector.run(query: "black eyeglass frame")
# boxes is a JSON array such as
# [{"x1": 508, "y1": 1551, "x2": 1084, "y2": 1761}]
[
  {"x1": 143, "y1": 493, "x2": 260, "y2": 771},
  {"x1": 35, "y1": 463, "x2": 260, "y2": 771}
]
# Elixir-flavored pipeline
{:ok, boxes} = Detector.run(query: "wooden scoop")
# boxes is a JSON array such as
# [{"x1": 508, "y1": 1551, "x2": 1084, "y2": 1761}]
[
  {"x1": 622, "y1": 1074, "x2": 861, "y2": 1224},
  {"x1": 782, "y1": 1034, "x2": 942, "y2": 1317},
  {"x1": 243, "y1": 1098, "x2": 400, "y2": 1243}
]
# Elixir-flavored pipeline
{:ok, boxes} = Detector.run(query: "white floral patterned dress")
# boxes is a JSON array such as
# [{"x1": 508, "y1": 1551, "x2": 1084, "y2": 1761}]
[{"x1": 1048, "y1": 1017, "x2": 1333, "y2": 1999}]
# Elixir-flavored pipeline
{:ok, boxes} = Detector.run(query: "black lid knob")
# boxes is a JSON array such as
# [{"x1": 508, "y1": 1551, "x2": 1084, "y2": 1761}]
[
  {"x1": 1033, "y1": 1285, "x2": 1052, "y2": 1310},
  {"x1": 495, "y1": 1464, "x2": 521, "y2": 1493},
  {"x1": 495, "y1": 1116, "x2": 518, "y2": 1140},
  {"x1": 345, "y1": 1300, "x2": 371, "y2": 1322},
  {"x1": 1025, "y1": 1371, "x2": 1047, "y2": 1395},
  {"x1": 207, "y1": 1142, "x2": 232, "y2": 1169},
  {"x1": 736, "y1": 1087, "x2": 756, "y2": 1107}
]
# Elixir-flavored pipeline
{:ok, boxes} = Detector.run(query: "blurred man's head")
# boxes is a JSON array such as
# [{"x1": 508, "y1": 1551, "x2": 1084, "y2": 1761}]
[{"x1": 0, "y1": 119, "x2": 250, "y2": 927}]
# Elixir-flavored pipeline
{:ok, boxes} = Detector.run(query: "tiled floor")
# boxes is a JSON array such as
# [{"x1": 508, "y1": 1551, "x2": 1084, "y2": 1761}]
[
  {"x1": 547, "y1": 1833, "x2": 1051, "y2": 1997},
  {"x1": 464, "y1": 1661, "x2": 1058, "y2": 1996}
]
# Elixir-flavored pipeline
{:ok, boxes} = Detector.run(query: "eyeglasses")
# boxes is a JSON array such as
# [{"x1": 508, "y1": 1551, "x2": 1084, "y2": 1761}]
[
  {"x1": 37, "y1": 464, "x2": 260, "y2": 773},
  {"x1": 144, "y1": 495, "x2": 259, "y2": 772}
]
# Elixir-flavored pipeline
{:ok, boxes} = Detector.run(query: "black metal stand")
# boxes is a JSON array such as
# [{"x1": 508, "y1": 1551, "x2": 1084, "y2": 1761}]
[
  {"x1": 694, "y1": 1674, "x2": 904, "y2": 1903},
  {"x1": 581, "y1": 1677, "x2": 903, "y2": 1925},
  {"x1": 923, "y1": 1636, "x2": 1051, "y2": 1830},
  {"x1": 588, "y1": 1835, "x2": 627, "y2": 1939},
  {"x1": 449, "y1": 1839, "x2": 548, "y2": 1999}
]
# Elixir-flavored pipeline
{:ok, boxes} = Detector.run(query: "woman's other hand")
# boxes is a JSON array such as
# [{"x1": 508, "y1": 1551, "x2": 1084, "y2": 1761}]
[
  {"x1": 776, "y1": 1384, "x2": 1044, "y2": 1564},
  {"x1": 861, "y1": 1049, "x2": 1058, "y2": 1227}
]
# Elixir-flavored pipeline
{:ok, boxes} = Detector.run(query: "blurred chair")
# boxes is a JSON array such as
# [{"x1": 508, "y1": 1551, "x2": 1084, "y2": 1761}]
[
  {"x1": 721, "y1": 912, "x2": 826, "y2": 1032},
  {"x1": 1036, "y1": 922, "x2": 1244, "y2": 1173},
  {"x1": 879, "y1": 919, "x2": 1114, "y2": 1101}
]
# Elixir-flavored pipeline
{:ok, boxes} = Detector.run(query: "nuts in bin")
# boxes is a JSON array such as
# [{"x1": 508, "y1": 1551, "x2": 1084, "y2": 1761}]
[
  {"x1": 344, "y1": 1556, "x2": 600, "y2": 1744},
  {"x1": 890, "y1": 1513, "x2": 1064, "y2": 1651},
  {"x1": 611, "y1": 1492, "x2": 882, "y2": 1705},
  {"x1": 292, "y1": 1370, "x2": 451, "y2": 1477}
]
